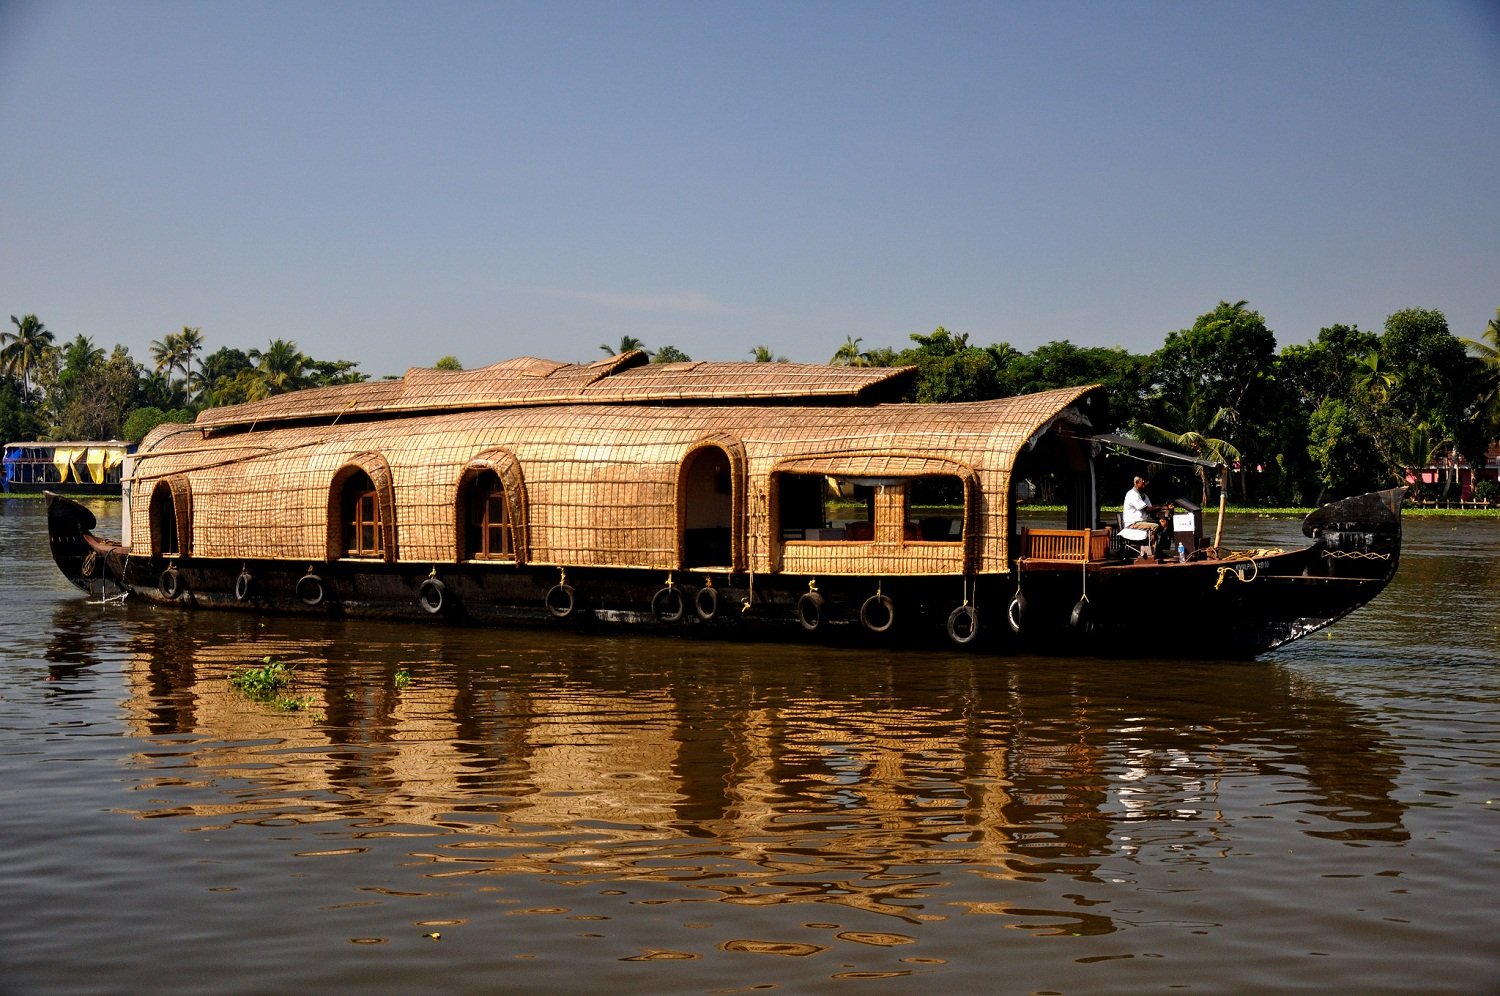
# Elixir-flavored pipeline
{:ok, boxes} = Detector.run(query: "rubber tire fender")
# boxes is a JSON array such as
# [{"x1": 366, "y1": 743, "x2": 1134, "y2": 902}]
[
  {"x1": 694, "y1": 584, "x2": 720, "y2": 621},
  {"x1": 545, "y1": 583, "x2": 576, "y2": 619},
  {"x1": 946, "y1": 604, "x2": 979, "y2": 645},
  {"x1": 158, "y1": 567, "x2": 182, "y2": 600},
  {"x1": 1007, "y1": 591, "x2": 1026, "y2": 634},
  {"x1": 234, "y1": 571, "x2": 254, "y2": 602},
  {"x1": 859, "y1": 593, "x2": 895, "y2": 634},
  {"x1": 1069, "y1": 596, "x2": 1093, "y2": 632},
  {"x1": 296, "y1": 573, "x2": 326, "y2": 607},
  {"x1": 418, "y1": 577, "x2": 445, "y2": 615},
  {"x1": 796, "y1": 591, "x2": 825, "y2": 632},
  {"x1": 652, "y1": 585, "x2": 687, "y2": 623}
]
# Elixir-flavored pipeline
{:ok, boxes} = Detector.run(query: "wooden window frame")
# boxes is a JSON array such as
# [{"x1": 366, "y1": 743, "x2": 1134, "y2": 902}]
[
  {"x1": 341, "y1": 473, "x2": 383, "y2": 559},
  {"x1": 454, "y1": 449, "x2": 529, "y2": 565},
  {"x1": 328, "y1": 455, "x2": 397, "y2": 563},
  {"x1": 466, "y1": 470, "x2": 515, "y2": 561}
]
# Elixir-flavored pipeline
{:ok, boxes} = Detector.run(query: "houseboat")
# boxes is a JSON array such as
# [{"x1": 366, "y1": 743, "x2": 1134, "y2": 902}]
[
  {"x1": 5, "y1": 441, "x2": 130, "y2": 494},
  {"x1": 43, "y1": 351, "x2": 1404, "y2": 657}
]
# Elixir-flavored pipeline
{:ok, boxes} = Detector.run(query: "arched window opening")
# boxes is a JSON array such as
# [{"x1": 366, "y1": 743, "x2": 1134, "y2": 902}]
[
  {"x1": 327, "y1": 454, "x2": 397, "y2": 563},
  {"x1": 342, "y1": 470, "x2": 383, "y2": 558},
  {"x1": 453, "y1": 448, "x2": 528, "y2": 565},
  {"x1": 464, "y1": 469, "x2": 515, "y2": 560},
  {"x1": 150, "y1": 481, "x2": 180, "y2": 557},
  {"x1": 679, "y1": 445, "x2": 736, "y2": 568}
]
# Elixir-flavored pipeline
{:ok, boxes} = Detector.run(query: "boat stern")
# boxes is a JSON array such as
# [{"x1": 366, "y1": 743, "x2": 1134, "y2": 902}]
[{"x1": 45, "y1": 491, "x2": 130, "y2": 596}]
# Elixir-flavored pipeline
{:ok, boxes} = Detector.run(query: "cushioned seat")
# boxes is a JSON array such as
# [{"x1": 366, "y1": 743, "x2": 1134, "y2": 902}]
[{"x1": 1116, "y1": 515, "x2": 1155, "y2": 560}]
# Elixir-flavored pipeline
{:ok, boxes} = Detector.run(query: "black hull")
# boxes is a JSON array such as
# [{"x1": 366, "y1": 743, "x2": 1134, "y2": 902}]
[
  {"x1": 43, "y1": 489, "x2": 1404, "y2": 659},
  {"x1": 1014, "y1": 547, "x2": 1396, "y2": 656},
  {"x1": 44, "y1": 546, "x2": 1008, "y2": 649}
]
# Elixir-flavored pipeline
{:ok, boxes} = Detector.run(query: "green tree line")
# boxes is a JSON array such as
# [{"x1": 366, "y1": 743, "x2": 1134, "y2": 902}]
[
  {"x1": 818, "y1": 302, "x2": 1500, "y2": 505},
  {"x1": 1, "y1": 318, "x2": 366, "y2": 445},
  {"x1": 621, "y1": 302, "x2": 1499, "y2": 504},
  {"x1": 5, "y1": 302, "x2": 1498, "y2": 504}
]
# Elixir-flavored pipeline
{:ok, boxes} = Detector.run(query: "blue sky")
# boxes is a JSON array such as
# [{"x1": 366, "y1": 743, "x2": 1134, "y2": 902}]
[{"x1": 2, "y1": 1, "x2": 1496, "y2": 378}]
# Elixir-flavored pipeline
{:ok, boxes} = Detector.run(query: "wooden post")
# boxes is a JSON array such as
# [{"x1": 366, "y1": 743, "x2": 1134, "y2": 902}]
[{"x1": 1212, "y1": 464, "x2": 1228, "y2": 550}]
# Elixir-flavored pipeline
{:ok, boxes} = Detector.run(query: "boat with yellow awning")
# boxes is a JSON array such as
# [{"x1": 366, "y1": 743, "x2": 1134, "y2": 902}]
[{"x1": 3, "y1": 441, "x2": 131, "y2": 495}]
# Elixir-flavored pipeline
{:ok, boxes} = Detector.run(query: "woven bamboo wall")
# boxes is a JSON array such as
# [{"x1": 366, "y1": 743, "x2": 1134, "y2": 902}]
[
  {"x1": 129, "y1": 381, "x2": 1104, "y2": 576},
  {"x1": 779, "y1": 541, "x2": 967, "y2": 577}
]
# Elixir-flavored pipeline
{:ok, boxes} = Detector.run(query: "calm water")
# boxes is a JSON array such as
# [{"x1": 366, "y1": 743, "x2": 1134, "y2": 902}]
[{"x1": 1, "y1": 499, "x2": 1497, "y2": 995}]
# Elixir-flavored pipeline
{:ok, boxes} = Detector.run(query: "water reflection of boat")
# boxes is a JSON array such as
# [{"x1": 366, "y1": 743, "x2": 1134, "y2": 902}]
[
  {"x1": 42, "y1": 352, "x2": 1402, "y2": 656},
  {"x1": 112, "y1": 627, "x2": 1407, "y2": 930}
]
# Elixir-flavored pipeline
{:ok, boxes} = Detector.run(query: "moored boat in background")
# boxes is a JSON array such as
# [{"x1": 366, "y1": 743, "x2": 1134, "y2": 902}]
[{"x1": 5, "y1": 441, "x2": 130, "y2": 495}]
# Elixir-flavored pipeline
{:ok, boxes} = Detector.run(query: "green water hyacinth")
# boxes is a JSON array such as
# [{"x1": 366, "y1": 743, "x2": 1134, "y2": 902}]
[{"x1": 230, "y1": 656, "x2": 313, "y2": 711}]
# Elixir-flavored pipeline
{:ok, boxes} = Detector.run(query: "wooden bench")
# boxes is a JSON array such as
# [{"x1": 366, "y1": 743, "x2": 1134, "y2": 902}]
[{"x1": 1018, "y1": 527, "x2": 1111, "y2": 562}]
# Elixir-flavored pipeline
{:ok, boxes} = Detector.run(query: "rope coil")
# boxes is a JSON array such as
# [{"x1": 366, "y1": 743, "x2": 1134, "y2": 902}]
[{"x1": 1209, "y1": 547, "x2": 1286, "y2": 590}]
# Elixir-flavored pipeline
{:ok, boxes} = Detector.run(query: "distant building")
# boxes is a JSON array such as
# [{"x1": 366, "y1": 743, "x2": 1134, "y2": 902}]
[{"x1": 1407, "y1": 442, "x2": 1499, "y2": 500}]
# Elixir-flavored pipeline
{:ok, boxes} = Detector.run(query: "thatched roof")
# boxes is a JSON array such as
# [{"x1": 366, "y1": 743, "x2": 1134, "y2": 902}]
[{"x1": 194, "y1": 350, "x2": 919, "y2": 433}]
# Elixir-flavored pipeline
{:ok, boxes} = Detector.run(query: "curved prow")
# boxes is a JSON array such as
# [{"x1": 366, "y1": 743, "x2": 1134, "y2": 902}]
[
  {"x1": 45, "y1": 491, "x2": 129, "y2": 595},
  {"x1": 1300, "y1": 486, "x2": 1405, "y2": 584}
]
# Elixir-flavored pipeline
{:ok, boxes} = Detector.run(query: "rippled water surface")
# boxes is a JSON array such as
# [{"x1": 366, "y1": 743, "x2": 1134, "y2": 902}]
[{"x1": 2, "y1": 499, "x2": 1497, "y2": 994}]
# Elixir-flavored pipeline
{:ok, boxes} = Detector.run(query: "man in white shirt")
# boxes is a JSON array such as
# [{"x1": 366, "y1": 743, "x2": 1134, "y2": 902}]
[
  {"x1": 1123, "y1": 475, "x2": 1169, "y2": 554},
  {"x1": 1123, "y1": 476, "x2": 1158, "y2": 527}
]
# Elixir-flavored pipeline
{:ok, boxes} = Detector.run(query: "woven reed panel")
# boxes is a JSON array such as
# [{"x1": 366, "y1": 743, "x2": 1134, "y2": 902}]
[
  {"x1": 128, "y1": 383, "x2": 1104, "y2": 575},
  {"x1": 193, "y1": 352, "x2": 915, "y2": 431},
  {"x1": 780, "y1": 542, "x2": 966, "y2": 577},
  {"x1": 191, "y1": 353, "x2": 629, "y2": 431},
  {"x1": 580, "y1": 360, "x2": 914, "y2": 403},
  {"x1": 192, "y1": 379, "x2": 407, "y2": 431}
]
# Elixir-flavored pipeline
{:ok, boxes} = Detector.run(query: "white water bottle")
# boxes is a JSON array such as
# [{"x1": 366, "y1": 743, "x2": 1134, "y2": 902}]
[{"x1": 1177, "y1": 543, "x2": 1186, "y2": 562}]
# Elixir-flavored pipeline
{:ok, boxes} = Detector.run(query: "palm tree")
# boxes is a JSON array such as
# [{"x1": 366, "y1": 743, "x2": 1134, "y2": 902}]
[
  {"x1": 1460, "y1": 307, "x2": 1500, "y2": 444},
  {"x1": 149, "y1": 330, "x2": 184, "y2": 381},
  {"x1": 830, "y1": 336, "x2": 866, "y2": 367},
  {"x1": 190, "y1": 347, "x2": 251, "y2": 405},
  {"x1": 1387, "y1": 420, "x2": 1451, "y2": 493},
  {"x1": 750, "y1": 345, "x2": 789, "y2": 363},
  {"x1": 188, "y1": 361, "x2": 216, "y2": 404},
  {"x1": 1137, "y1": 409, "x2": 1243, "y2": 549},
  {"x1": 599, "y1": 336, "x2": 647, "y2": 356},
  {"x1": 138, "y1": 369, "x2": 177, "y2": 409},
  {"x1": 148, "y1": 326, "x2": 203, "y2": 386},
  {"x1": 249, "y1": 339, "x2": 310, "y2": 395},
  {"x1": 176, "y1": 327, "x2": 204, "y2": 384},
  {"x1": 60, "y1": 333, "x2": 105, "y2": 371},
  {"x1": 2, "y1": 313, "x2": 56, "y2": 402},
  {"x1": 1352, "y1": 350, "x2": 1398, "y2": 406}
]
